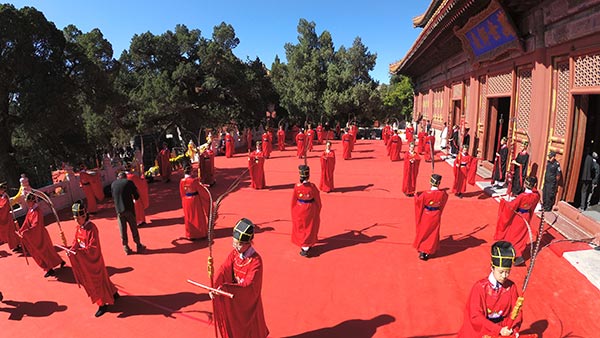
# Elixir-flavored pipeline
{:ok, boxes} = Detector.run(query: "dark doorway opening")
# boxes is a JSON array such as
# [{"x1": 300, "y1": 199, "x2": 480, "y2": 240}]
[{"x1": 484, "y1": 97, "x2": 511, "y2": 162}]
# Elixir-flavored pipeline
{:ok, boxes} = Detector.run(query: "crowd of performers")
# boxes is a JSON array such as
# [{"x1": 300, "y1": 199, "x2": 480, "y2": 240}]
[{"x1": 0, "y1": 118, "x2": 583, "y2": 338}]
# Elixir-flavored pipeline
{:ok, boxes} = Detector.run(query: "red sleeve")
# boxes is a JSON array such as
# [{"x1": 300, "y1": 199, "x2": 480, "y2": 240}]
[
  {"x1": 414, "y1": 193, "x2": 424, "y2": 226},
  {"x1": 179, "y1": 179, "x2": 185, "y2": 199},
  {"x1": 313, "y1": 184, "x2": 322, "y2": 212},
  {"x1": 465, "y1": 281, "x2": 504, "y2": 335}
]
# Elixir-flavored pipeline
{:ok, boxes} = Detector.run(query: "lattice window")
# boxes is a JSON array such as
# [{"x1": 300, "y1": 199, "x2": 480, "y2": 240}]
[
  {"x1": 422, "y1": 92, "x2": 430, "y2": 118},
  {"x1": 433, "y1": 87, "x2": 444, "y2": 123},
  {"x1": 452, "y1": 83, "x2": 462, "y2": 100},
  {"x1": 516, "y1": 69, "x2": 532, "y2": 131},
  {"x1": 574, "y1": 54, "x2": 600, "y2": 88},
  {"x1": 488, "y1": 71, "x2": 513, "y2": 95},
  {"x1": 479, "y1": 76, "x2": 487, "y2": 125},
  {"x1": 555, "y1": 62, "x2": 570, "y2": 137}
]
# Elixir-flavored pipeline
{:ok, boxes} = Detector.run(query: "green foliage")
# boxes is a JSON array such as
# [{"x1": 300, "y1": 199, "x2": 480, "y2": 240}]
[{"x1": 380, "y1": 74, "x2": 414, "y2": 121}]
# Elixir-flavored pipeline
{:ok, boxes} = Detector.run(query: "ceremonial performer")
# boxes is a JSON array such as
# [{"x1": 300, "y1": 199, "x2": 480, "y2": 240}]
[
  {"x1": 306, "y1": 126, "x2": 315, "y2": 152},
  {"x1": 199, "y1": 141, "x2": 216, "y2": 186},
  {"x1": 79, "y1": 166, "x2": 99, "y2": 213},
  {"x1": 277, "y1": 125, "x2": 286, "y2": 151},
  {"x1": 423, "y1": 130, "x2": 435, "y2": 162},
  {"x1": 0, "y1": 182, "x2": 19, "y2": 250},
  {"x1": 542, "y1": 151, "x2": 561, "y2": 211},
  {"x1": 389, "y1": 130, "x2": 402, "y2": 161},
  {"x1": 382, "y1": 122, "x2": 392, "y2": 147},
  {"x1": 225, "y1": 130, "x2": 235, "y2": 158},
  {"x1": 492, "y1": 137, "x2": 509, "y2": 188},
  {"x1": 246, "y1": 127, "x2": 253, "y2": 152},
  {"x1": 413, "y1": 174, "x2": 448, "y2": 260},
  {"x1": 261, "y1": 130, "x2": 272, "y2": 159},
  {"x1": 458, "y1": 241, "x2": 522, "y2": 337},
  {"x1": 17, "y1": 193, "x2": 65, "y2": 277},
  {"x1": 402, "y1": 143, "x2": 420, "y2": 196},
  {"x1": 494, "y1": 176, "x2": 540, "y2": 266},
  {"x1": 291, "y1": 165, "x2": 322, "y2": 257},
  {"x1": 212, "y1": 218, "x2": 269, "y2": 338},
  {"x1": 316, "y1": 123, "x2": 324, "y2": 145},
  {"x1": 510, "y1": 141, "x2": 530, "y2": 196},
  {"x1": 126, "y1": 166, "x2": 148, "y2": 227},
  {"x1": 405, "y1": 121, "x2": 415, "y2": 143},
  {"x1": 248, "y1": 141, "x2": 266, "y2": 189},
  {"x1": 452, "y1": 145, "x2": 477, "y2": 198},
  {"x1": 417, "y1": 125, "x2": 427, "y2": 154},
  {"x1": 68, "y1": 201, "x2": 120, "y2": 317},
  {"x1": 319, "y1": 141, "x2": 336, "y2": 193},
  {"x1": 179, "y1": 166, "x2": 210, "y2": 240},
  {"x1": 158, "y1": 143, "x2": 172, "y2": 182},
  {"x1": 295, "y1": 129, "x2": 306, "y2": 159},
  {"x1": 341, "y1": 129, "x2": 353, "y2": 160}
]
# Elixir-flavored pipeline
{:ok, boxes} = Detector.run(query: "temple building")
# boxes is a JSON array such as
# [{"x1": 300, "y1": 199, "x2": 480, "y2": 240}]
[{"x1": 392, "y1": 0, "x2": 600, "y2": 238}]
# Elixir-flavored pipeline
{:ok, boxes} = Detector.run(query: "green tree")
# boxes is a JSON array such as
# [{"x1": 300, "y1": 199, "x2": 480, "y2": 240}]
[{"x1": 380, "y1": 74, "x2": 414, "y2": 122}]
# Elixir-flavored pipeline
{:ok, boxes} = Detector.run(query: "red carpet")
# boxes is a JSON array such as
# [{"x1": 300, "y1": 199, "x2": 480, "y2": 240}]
[{"x1": 1, "y1": 139, "x2": 599, "y2": 337}]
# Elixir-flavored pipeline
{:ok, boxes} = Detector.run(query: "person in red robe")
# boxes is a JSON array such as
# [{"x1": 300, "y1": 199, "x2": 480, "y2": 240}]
[
  {"x1": 126, "y1": 168, "x2": 148, "y2": 226},
  {"x1": 199, "y1": 141, "x2": 216, "y2": 186},
  {"x1": 351, "y1": 123, "x2": 358, "y2": 144},
  {"x1": 319, "y1": 141, "x2": 336, "y2": 193},
  {"x1": 413, "y1": 174, "x2": 448, "y2": 260},
  {"x1": 405, "y1": 123, "x2": 415, "y2": 143},
  {"x1": 179, "y1": 166, "x2": 210, "y2": 240},
  {"x1": 424, "y1": 130, "x2": 436, "y2": 162},
  {"x1": 458, "y1": 241, "x2": 523, "y2": 337},
  {"x1": 389, "y1": 130, "x2": 402, "y2": 161},
  {"x1": 277, "y1": 125, "x2": 286, "y2": 151},
  {"x1": 261, "y1": 131, "x2": 272, "y2": 159},
  {"x1": 382, "y1": 123, "x2": 392, "y2": 146},
  {"x1": 0, "y1": 182, "x2": 20, "y2": 251},
  {"x1": 158, "y1": 143, "x2": 172, "y2": 182},
  {"x1": 68, "y1": 201, "x2": 120, "y2": 317},
  {"x1": 225, "y1": 131, "x2": 235, "y2": 158},
  {"x1": 246, "y1": 127, "x2": 253, "y2": 152},
  {"x1": 306, "y1": 126, "x2": 315, "y2": 152},
  {"x1": 452, "y1": 145, "x2": 477, "y2": 197},
  {"x1": 248, "y1": 141, "x2": 266, "y2": 189},
  {"x1": 211, "y1": 218, "x2": 269, "y2": 338},
  {"x1": 291, "y1": 165, "x2": 322, "y2": 257},
  {"x1": 417, "y1": 128, "x2": 427, "y2": 154},
  {"x1": 403, "y1": 143, "x2": 420, "y2": 196},
  {"x1": 342, "y1": 129, "x2": 353, "y2": 160},
  {"x1": 494, "y1": 176, "x2": 540, "y2": 266},
  {"x1": 295, "y1": 129, "x2": 306, "y2": 159},
  {"x1": 316, "y1": 123, "x2": 324, "y2": 145},
  {"x1": 17, "y1": 193, "x2": 65, "y2": 277},
  {"x1": 79, "y1": 167, "x2": 99, "y2": 213},
  {"x1": 90, "y1": 170, "x2": 104, "y2": 203}
]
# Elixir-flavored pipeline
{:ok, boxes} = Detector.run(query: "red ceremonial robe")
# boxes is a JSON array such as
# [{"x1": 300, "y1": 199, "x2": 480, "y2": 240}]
[
  {"x1": 246, "y1": 130, "x2": 253, "y2": 152},
  {"x1": 277, "y1": 129, "x2": 286, "y2": 151},
  {"x1": 19, "y1": 205, "x2": 62, "y2": 272},
  {"x1": 291, "y1": 181, "x2": 322, "y2": 247},
  {"x1": 351, "y1": 125, "x2": 358, "y2": 143},
  {"x1": 402, "y1": 151, "x2": 420, "y2": 195},
  {"x1": 69, "y1": 220, "x2": 118, "y2": 306},
  {"x1": 0, "y1": 193, "x2": 20, "y2": 249},
  {"x1": 458, "y1": 276, "x2": 522, "y2": 337},
  {"x1": 248, "y1": 150, "x2": 266, "y2": 189},
  {"x1": 214, "y1": 248, "x2": 269, "y2": 338},
  {"x1": 90, "y1": 172, "x2": 104, "y2": 202},
  {"x1": 348, "y1": 131, "x2": 356, "y2": 151},
  {"x1": 306, "y1": 130, "x2": 314, "y2": 152},
  {"x1": 225, "y1": 134, "x2": 235, "y2": 158},
  {"x1": 261, "y1": 133, "x2": 272, "y2": 159},
  {"x1": 200, "y1": 149, "x2": 216, "y2": 185},
  {"x1": 342, "y1": 133, "x2": 353, "y2": 160},
  {"x1": 159, "y1": 148, "x2": 172, "y2": 179},
  {"x1": 319, "y1": 150, "x2": 336, "y2": 192},
  {"x1": 494, "y1": 189, "x2": 540, "y2": 257},
  {"x1": 316, "y1": 125, "x2": 323, "y2": 144},
  {"x1": 413, "y1": 188, "x2": 448, "y2": 255},
  {"x1": 453, "y1": 152, "x2": 475, "y2": 194},
  {"x1": 406, "y1": 126, "x2": 415, "y2": 143},
  {"x1": 295, "y1": 133, "x2": 306, "y2": 158},
  {"x1": 382, "y1": 126, "x2": 391, "y2": 146},
  {"x1": 179, "y1": 175, "x2": 210, "y2": 239},
  {"x1": 127, "y1": 173, "x2": 147, "y2": 225},
  {"x1": 417, "y1": 131, "x2": 427, "y2": 154},
  {"x1": 389, "y1": 134, "x2": 402, "y2": 161},
  {"x1": 424, "y1": 135, "x2": 435, "y2": 162},
  {"x1": 79, "y1": 171, "x2": 98, "y2": 213}
]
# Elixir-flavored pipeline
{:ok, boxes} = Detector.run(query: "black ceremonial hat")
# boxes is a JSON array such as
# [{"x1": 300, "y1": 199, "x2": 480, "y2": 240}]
[
  {"x1": 233, "y1": 218, "x2": 255, "y2": 243},
  {"x1": 299, "y1": 165, "x2": 310, "y2": 178},
  {"x1": 430, "y1": 174, "x2": 442, "y2": 187},
  {"x1": 491, "y1": 241, "x2": 515, "y2": 268},
  {"x1": 524, "y1": 176, "x2": 537, "y2": 189},
  {"x1": 72, "y1": 200, "x2": 87, "y2": 217}
]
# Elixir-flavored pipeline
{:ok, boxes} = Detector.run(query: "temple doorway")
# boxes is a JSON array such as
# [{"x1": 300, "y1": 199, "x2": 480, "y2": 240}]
[{"x1": 483, "y1": 97, "x2": 511, "y2": 162}]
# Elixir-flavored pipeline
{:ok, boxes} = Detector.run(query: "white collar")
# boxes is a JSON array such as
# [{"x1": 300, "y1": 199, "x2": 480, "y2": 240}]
[
  {"x1": 240, "y1": 246, "x2": 256, "y2": 259},
  {"x1": 430, "y1": 186, "x2": 439, "y2": 190},
  {"x1": 488, "y1": 272, "x2": 501, "y2": 289}
]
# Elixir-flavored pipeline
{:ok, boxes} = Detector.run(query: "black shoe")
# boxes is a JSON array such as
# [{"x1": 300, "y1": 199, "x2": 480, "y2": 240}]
[
  {"x1": 136, "y1": 244, "x2": 146, "y2": 253},
  {"x1": 299, "y1": 249, "x2": 310, "y2": 257},
  {"x1": 12, "y1": 245, "x2": 22, "y2": 253},
  {"x1": 514, "y1": 256, "x2": 525, "y2": 266},
  {"x1": 0, "y1": 291, "x2": 3, "y2": 302},
  {"x1": 113, "y1": 291, "x2": 120, "y2": 300},
  {"x1": 95, "y1": 305, "x2": 108, "y2": 317},
  {"x1": 137, "y1": 222, "x2": 147, "y2": 227},
  {"x1": 418, "y1": 252, "x2": 429, "y2": 261},
  {"x1": 124, "y1": 246, "x2": 133, "y2": 255},
  {"x1": 60, "y1": 260, "x2": 66, "y2": 268},
  {"x1": 44, "y1": 269, "x2": 56, "y2": 278}
]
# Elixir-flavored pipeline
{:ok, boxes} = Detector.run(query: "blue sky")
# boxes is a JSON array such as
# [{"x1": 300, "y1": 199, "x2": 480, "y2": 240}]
[{"x1": 7, "y1": 0, "x2": 430, "y2": 84}]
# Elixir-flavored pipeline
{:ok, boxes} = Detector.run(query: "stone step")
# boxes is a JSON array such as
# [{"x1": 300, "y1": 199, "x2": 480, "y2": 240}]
[{"x1": 539, "y1": 210, "x2": 594, "y2": 241}]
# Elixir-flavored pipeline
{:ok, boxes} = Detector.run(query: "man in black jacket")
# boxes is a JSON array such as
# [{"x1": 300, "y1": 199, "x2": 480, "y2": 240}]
[
  {"x1": 111, "y1": 172, "x2": 146, "y2": 254},
  {"x1": 580, "y1": 151, "x2": 599, "y2": 211}
]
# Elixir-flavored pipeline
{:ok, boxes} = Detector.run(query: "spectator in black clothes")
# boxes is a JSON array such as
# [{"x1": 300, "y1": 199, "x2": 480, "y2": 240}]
[
  {"x1": 542, "y1": 151, "x2": 561, "y2": 211},
  {"x1": 111, "y1": 172, "x2": 146, "y2": 255},
  {"x1": 462, "y1": 127, "x2": 471, "y2": 149},
  {"x1": 580, "y1": 151, "x2": 599, "y2": 211}
]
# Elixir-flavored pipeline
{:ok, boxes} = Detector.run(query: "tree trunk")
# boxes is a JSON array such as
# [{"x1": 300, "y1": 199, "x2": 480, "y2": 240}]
[{"x1": 0, "y1": 86, "x2": 19, "y2": 189}]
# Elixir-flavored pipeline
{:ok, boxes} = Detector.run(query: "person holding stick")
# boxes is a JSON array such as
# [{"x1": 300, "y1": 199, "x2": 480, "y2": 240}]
[
  {"x1": 210, "y1": 218, "x2": 269, "y2": 338},
  {"x1": 17, "y1": 193, "x2": 65, "y2": 277},
  {"x1": 67, "y1": 201, "x2": 120, "y2": 317},
  {"x1": 458, "y1": 241, "x2": 523, "y2": 337}
]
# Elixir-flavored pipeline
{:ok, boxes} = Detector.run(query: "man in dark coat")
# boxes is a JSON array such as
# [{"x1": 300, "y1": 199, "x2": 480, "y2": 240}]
[
  {"x1": 542, "y1": 151, "x2": 561, "y2": 211},
  {"x1": 580, "y1": 151, "x2": 599, "y2": 211},
  {"x1": 111, "y1": 172, "x2": 146, "y2": 254}
]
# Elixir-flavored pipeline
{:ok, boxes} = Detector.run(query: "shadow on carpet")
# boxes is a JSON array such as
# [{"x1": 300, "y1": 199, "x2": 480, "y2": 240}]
[
  {"x1": 0, "y1": 299, "x2": 67, "y2": 320},
  {"x1": 284, "y1": 314, "x2": 395, "y2": 338}
]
